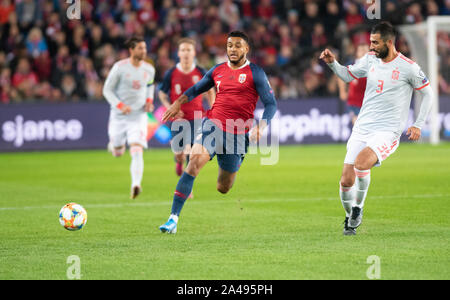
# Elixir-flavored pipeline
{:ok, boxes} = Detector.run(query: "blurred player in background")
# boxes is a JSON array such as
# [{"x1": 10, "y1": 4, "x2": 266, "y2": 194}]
[
  {"x1": 159, "y1": 31, "x2": 277, "y2": 234},
  {"x1": 320, "y1": 21, "x2": 433, "y2": 235},
  {"x1": 337, "y1": 43, "x2": 369, "y2": 126},
  {"x1": 103, "y1": 37, "x2": 155, "y2": 199},
  {"x1": 158, "y1": 38, "x2": 215, "y2": 182}
]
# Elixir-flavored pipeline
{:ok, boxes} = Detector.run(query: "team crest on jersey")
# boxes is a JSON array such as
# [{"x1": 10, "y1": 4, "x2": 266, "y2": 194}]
[
  {"x1": 238, "y1": 74, "x2": 247, "y2": 83},
  {"x1": 193, "y1": 75, "x2": 200, "y2": 83},
  {"x1": 132, "y1": 80, "x2": 141, "y2": 90},
  {"x1": 392, "y1": 68, "x2": 400, "y2": 81}
]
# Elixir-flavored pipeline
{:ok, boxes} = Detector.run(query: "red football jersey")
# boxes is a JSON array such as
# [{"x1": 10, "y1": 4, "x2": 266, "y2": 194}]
[
  {"x1": 184, "y1": 60, "x2": 277, "y2": 134},
  {"x1": 347, "y1": 77, "x2": 366, "y2": 107},
  {"x1": 160, "y1": 63, "x2": 206, "y2": 120}
]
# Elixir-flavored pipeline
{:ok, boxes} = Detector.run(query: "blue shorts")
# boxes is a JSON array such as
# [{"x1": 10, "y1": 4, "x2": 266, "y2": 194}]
[
  {"x1": 347, "y1": 105, "x2": 361, "y2": 116},
  {"x1": 169, "y1": 119, "x2": 202, "y2": 151},
  {"x1": 194, "y1": 118, "x2": 249, "y2": 173}
]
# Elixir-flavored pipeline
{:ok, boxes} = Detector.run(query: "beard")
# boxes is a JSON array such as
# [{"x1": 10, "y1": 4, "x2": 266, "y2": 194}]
[
  {"x1": 132, "y1": 53, "x2": 145, "y2": 61},
  {"x1": 373, "y1": 45, "x2": 389, "y2": 59},
  {"x1": 228, "y1": 53, "x2": 245, "y2": 65}
]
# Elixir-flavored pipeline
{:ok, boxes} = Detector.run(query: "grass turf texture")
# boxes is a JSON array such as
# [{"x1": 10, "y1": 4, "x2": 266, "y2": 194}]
[{"x1": 0, "y1": 143, "x2": 449, "y2": 280}]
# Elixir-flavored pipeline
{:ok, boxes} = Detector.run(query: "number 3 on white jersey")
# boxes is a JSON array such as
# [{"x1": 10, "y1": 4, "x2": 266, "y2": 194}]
[{"x1": 376, "y1": 80, "x2": 384, "y2": 93}]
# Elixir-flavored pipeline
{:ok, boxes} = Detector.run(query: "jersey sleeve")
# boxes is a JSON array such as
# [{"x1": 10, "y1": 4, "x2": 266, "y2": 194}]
[
  {"x1": 102, "y1": 63, "x2": 122, "y2": 108},
  {"x1": 409, "y1": 63, "x2": 430, "y2": 90},
  {"x1": 250, "y1": 64, "x2": 277, "y2": 124},
  {"x1": 197, "y1": 66, "x2": 207, "y2": 77},
  {"x1": 327, "y1": 54, "x2": 369, "y2": 83},
  {"x1": 158, "y1": 67, "x2": 174, "y2": 94},
  {"x1": 184, "y1": 65, "x2": 217, "y2": 102},
  {"x1": 146, "y1": 65, "x2": 156, "y2": 100},
  {"x1": 347, "y1": 53, "x2": 369, "y2": 79}
]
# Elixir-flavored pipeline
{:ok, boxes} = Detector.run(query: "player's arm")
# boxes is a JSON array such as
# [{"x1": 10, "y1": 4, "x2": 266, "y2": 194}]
[
  {"x1": 407, "y1": 66, "x2": 433, "y2": 140},
  {"x1": 337, "y1": 77, "x2": 348, "y2": 102},
  {"x1": 158, "y1": 68, "x2": 174, "y2": 109},
  {"x1": 320, "y1": 48, "x2": 368, "y2": 83},
  {"x1": 158, "y1": 90, "x2": 171, "y2": 109},
  {"x1": 250, "y1": 65, "x2": 278, "y2": 142},
  {"x1": 103, "y1": 63, "x2": 131, "y2": 114},
  {"x1": 145, "y1": 76, "x2": 155, "y2": 113},
  {"x1": 162, "y1": 66, "x2": 216, "y2": 122}
]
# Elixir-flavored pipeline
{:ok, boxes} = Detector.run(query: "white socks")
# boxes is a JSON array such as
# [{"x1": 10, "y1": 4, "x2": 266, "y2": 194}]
[
  {"x1": 340, "y1": 168, "x2": 371, "y2": 216},
  {"x1": 130, "y1": 146, "x2": 144, "y2": 188},
  {"x1": 169, "y1": 214, "x2": 179, "y2": 223},
  {"x1": 339, "y1": 184, "x2": 355, "y2": 217},
  {"x1": 354, "y1": 168, "x2": 371, "y2": 208}
]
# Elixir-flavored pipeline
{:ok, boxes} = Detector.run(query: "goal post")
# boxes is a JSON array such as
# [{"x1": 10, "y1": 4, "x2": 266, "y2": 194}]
[{"x1": 399, "y1": 16, "x2": 450, "y2": 145}]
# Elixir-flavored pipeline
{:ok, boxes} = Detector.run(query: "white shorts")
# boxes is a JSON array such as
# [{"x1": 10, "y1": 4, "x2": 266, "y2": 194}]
[
  {"x1": 108, "y1": 112, "x2": 148, "y2": 149},
  {"x1": 344, "y1": 131, "x2": 400, "y2": 167}
]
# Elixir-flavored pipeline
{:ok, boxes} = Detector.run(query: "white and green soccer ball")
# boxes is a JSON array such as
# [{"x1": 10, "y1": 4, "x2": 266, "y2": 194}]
[{"x1": 59, "y1": 203, "x2": 87, "y2": 231}]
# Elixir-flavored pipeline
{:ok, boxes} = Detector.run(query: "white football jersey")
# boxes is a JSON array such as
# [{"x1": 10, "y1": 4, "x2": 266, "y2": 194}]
[
  {"x1": 103, "y1": 58, "x2": 155, "y2": 115},
  {"x1": 347, "y1": 52, "x2": 430, "y2": 136}
]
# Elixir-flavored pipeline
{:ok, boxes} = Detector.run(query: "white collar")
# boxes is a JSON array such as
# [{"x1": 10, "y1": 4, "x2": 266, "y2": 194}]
[
  {"x1": 227, "y1": 60, "x2": 250, "y2": 70},
  {"x1": 176, "y1": 62, "x2": 196, "y2": 73}
]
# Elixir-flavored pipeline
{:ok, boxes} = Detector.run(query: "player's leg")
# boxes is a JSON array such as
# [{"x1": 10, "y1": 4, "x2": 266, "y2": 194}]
[
  {"x1": 108, "y1": 117, "x2": 126, "y2": 157},
  {"x1": 174, "y1": 152, "x2": 186, "y2": 176},
  {"x1": 160, "y1": 118, "x2": 218, "y2": 233},
  {"x1": 215, "y1": 130, "x2": 248, "y2": 194},
  {"x1": 109, "y1": 144, "x2": 126, "y2": 157},
  {"x1": 127, "y1": 114, "x2": 148, "y2": 199},
  {"x1": 160, "y1": 143, "x2": 211, "y2": 233},
  {"x1": 217, "y1": 164, "x2": 238, "y2": 194},
  {"x1": 340, "y1": 134, "x2": 367, "y2": 235},
  {"x1": 339, "y1": 163, "x2": 356, "y2": 217},
  {"x1": 129, "y1": 143, "x2": 144, "y2": 199},
  {"x1": 350, "y1": 133, "x2": 401, "y2": 228},
  {"x1": 170, "y1": 119, "x2": 193, "y2": 177},
  {"x1": 347, "y1": 147, "x2": 377, "y2": 228}
]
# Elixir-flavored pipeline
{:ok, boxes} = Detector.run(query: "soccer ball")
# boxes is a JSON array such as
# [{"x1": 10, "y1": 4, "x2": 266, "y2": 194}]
[{"x1": 59, "y1": 203, "x2": 87, "y2": 231}]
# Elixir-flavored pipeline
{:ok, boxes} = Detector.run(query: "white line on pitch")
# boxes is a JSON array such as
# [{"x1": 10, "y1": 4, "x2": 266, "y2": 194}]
[{"x1": 0, "y1": 193, "x2": 448, "y2": 211}]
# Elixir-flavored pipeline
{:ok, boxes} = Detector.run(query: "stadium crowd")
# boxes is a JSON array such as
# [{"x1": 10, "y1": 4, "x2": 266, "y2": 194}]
[{"x1": 0, "y1": 0, "x2": 450, "y2": 104}]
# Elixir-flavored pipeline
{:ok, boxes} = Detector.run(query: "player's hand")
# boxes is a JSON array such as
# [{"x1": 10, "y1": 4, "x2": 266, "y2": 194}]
[
  {"x1": 144, "y1": 98, "x2": 154, "y2": 113},
  {"x1": 249, "y1": 123, "x2": 266, "y2": 143},
  {"x1": 120, "y1": 104, "x2": 132, "y2": 115},
  {"x1": 319, "y1": 48, "x2": 336, "y2": 64},
  {"x1": 162, "y1": 100, "x2": 182, "y2": 122},
  {"x1": 175, "y1": 110, "x2": 184, "y2": 119},
  {"x1": 406, "y1": 126, "x2": 421, "y2": 141}
]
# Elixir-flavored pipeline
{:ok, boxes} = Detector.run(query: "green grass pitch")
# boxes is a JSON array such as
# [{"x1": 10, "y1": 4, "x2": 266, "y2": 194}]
[{"x1": 0, "y1": 143, "x2": 449, "y2": 280}]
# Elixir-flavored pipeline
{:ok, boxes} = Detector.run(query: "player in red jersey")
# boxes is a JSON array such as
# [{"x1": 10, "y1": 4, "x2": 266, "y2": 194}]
[
  {"x1": 338, "y1": 44, "x2": 369, "y2": 125},
  {"x1": 159, "y1": 31, "x2": 277, "y2": 234},
  {"x1": 159, "y1": 38, "x2": 215, "y2": 179}
]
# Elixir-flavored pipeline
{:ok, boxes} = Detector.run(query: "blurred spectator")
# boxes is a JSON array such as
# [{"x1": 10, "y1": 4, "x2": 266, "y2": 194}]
[
  {"x1": 25, "y1": 27, "x2": 48, "y2": 58},
  {"x1": 405, "y1": 2, "x2": 424, "y2": 24},
  {"x1": 0, "y1": 67, "x2": 14, "y2": 103},
  {"x1": 345, "y1": 1, "x2": 364, "y2": 31},
  {"x1": 0, "y1": 0, "x2": 448, "y2": 105},
  {"x1": 441, "y1": 0, "x2": 450, "y2": 15},
  {"x1": 257, "y1": 0, "x2": 275, "y2": 21},
  {"x1": 0, "y1": 0, "x2": 14, "y2": 25},
  {"x1": 15, "y1": 0, "x2": 42, "y2": 31},
  {"x1": 12, "y1": 57, "x2": 38, "y2": 100},
  {"x1": 60, "y1": 73, "x2": 85, "y2": 101}
]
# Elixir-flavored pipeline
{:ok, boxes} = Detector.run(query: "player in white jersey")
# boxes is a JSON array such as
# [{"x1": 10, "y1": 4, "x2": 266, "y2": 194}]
[
  {"x1": 320, "y1": 22, "x2": 433, "y2": 235},
  {"x1": 103, "y1": 37, "x2": 156, "y2": 199}
]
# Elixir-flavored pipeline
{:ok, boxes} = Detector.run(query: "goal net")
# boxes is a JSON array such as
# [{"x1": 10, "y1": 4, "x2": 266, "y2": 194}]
[{"x1": 399, "y1": 16, "x2": 450, "y2": 144}]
